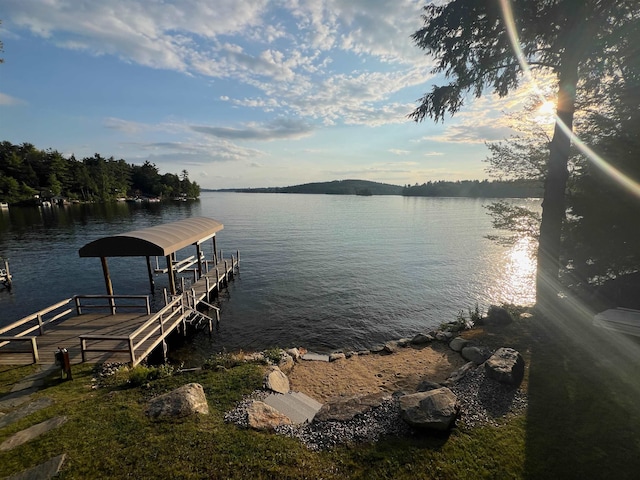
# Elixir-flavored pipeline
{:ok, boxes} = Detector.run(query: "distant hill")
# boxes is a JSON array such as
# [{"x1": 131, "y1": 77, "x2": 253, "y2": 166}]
[
  {"x1": 212, "y1": 179, "x2": 404, "y2": 196},
  {"x1": 205, "y1": 178, "x2": 543, "y2": 198}
]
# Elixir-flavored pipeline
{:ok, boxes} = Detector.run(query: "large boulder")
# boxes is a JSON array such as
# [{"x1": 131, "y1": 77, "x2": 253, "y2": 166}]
[
  {"x1": 314, "y1": 393, "x2": 385, "y2": 422},
  {"x1": 278, "y1": 354, "x2": 295, "y2": 374},
  {"x1": 246, "y1": 401, "x2": 292, "y2": 430},
  {"x1": 146, "y1": 383, "x2": 209, "y2": 418},
  {"x1": 264, "y1": 366, "x2": 290, "y2": 394},
  {"x1": 416, "y1": 380, "x2": 442, "y2": 392},
  {"x1": 484, "y1": 348, "x2": 525, "y2": 386},
  {"x1": 410, "y1": 333, "x2": 434, "y2": 345},
  {"x1": 484, "y1": 305, "x2": 514, "y2": 326},
  {"x1": 461, "y1": 345, "x2": 493, "y2": 365},
  {"x1": 399, "y1": 387, "x2": 459, "y2": 431},
  {"x1": 449, "y1": 337, "x2": 469, "y2": 352},
  {"x1": 444, "y1": 362, "x2": 476, "y2": 385}
]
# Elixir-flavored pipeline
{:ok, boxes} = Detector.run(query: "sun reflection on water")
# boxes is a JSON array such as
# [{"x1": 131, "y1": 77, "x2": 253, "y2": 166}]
[{"x1": 499, "y1": 236, "x2": 537, "y2": 305}]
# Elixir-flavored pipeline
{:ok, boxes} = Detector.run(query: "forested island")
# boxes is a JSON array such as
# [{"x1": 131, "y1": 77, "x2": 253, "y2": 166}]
[
  {"x1": 213, "y1": 178, "x2": 542, "y2": 198},
  {"x1": 0, "y1": 141, "x2": 200, "y2": 205}
]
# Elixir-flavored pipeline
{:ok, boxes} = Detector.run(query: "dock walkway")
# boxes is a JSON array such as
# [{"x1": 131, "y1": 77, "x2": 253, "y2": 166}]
[{"x1": 0, "y1": 256, "x2": 238, "y2": 367}]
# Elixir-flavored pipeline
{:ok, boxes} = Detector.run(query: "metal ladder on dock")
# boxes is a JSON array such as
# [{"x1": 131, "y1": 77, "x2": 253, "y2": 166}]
[
  {"x1": 185, "y1": 309, "x2": 214, "y2": 331},
  {"x1": 182, "y1": 289, "x2": 221, "y2": 333}
]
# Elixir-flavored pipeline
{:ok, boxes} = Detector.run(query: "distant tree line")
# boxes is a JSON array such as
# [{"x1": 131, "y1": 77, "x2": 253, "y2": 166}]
[
  {"x1": 220, "y1": 179, "x2": 541, "y2": 197},
  {"x1": 402, "y1": 179, "x2": 542, "y2": 198},
  {"x1": 0, "y1": 141, "x2": 200, "y2": 204}
]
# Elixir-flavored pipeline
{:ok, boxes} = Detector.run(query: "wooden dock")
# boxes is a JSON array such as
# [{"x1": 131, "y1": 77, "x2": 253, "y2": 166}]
[{"x1": 0, "y1": 255, "x2": 238, "y2": 367}]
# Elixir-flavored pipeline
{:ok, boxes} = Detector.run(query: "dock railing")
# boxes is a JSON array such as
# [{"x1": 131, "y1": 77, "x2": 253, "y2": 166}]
[
  {"x1": 0, "y1": 295, "x2": 151, "y2": 364},
  {"x1": 74, "y1": 295, "x2": 150, "y2": 315},
  {"x1": 0, "y1": 298, "x2": 75, "y2": 359},
  {"x1": 80, "y1": 295, "x2": 185, "y2": 366}
]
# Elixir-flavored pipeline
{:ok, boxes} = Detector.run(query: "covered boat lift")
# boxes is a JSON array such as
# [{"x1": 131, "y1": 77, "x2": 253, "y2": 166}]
[{"x1": 79, "y1": 216, "x2": 224, "y2": 297}]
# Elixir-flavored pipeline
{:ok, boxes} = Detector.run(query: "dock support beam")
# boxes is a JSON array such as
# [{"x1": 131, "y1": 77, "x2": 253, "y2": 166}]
[
  {"x1": 166, "y1": 255, "x2": 176, "y2": 295},
  {"x1": 196, "y1": 243, "x2": 203, "y2": 279},
  {"x1": 212, "y1": 235, "x2": 218, "y2": 265},
  {"x1": 145, "y1": 256, "x2": 155, "y2": 294},
  {"x1": 100, "y1": 257, "x2": 116, "y2": 314}
]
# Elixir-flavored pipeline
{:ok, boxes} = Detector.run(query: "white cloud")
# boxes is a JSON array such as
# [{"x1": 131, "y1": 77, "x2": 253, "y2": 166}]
[
  {"x1": 103, "y1": 117, "x2": 149, "y2": 134},
  {"x1": 3, "y1": 0, "x2": 435, "y2": 128},
  {"x1": 425, "y1": 125, "x2": 515, "y2": 144},
  {"x1": 190, "y1": 118, "x2": 314, "y2": 141},
  {"x1": 132, "y1": 139, "x2": 265, "y2": 164},
  {"x1": 0, "y1": 92, "x2": 26, "y2": 106},
  {"x1": 389, "y1": 149, "x2": 410, "y2": 155}
]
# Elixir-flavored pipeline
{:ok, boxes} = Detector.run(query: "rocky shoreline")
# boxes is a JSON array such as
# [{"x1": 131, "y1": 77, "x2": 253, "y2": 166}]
[{"x1": 223, "y1": 305, "x2": 529, "y2": 450}]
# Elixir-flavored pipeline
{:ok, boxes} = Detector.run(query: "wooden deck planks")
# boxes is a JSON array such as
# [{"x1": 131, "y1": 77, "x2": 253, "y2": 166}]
[
  {"x1": 0, "y1": 255, "x2": 238, "y2": 367},
  {"x1": 0, "y1": 312, "x2": 151, "y2": 366}
]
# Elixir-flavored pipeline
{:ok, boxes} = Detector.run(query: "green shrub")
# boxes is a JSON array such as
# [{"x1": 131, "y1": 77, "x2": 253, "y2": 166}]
[
  {"x1": 203, "y1": 351, "x2": 243, "y2": 370},
  {"x1": 134, "y1": 364, "x2": 173, "y2": 385},
  {"x1": 263, "y1": 348, "x2": 283, "y2": 364}
]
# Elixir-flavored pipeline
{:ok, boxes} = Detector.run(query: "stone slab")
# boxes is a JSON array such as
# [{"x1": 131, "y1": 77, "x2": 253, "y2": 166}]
[
  {"x1": 0, "y1": 388, "x2": 38, "y2": 412},
  {"x1": 10, "y1": 366, "x2": 57, "y2": 393},
  {"x1": 6, "y1": 453, "x2": 66, "y2": 480},
  {"x1": 0, "y1": 398, "x2": 54, "y2": 429},
  {"x1": 0, "y1": 416, "x2": 67, "y2": 452},
  {"x1": 264, "y1": 391, "x2": 323, "y2": 425},
  {"x1": 301, "y1": 352, "x2": 330, "y2": 362}
]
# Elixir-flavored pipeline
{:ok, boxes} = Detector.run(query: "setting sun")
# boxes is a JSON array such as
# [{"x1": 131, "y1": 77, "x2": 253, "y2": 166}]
[{"x1": 534, "y1": 99, "x2": 557, "y2": 124}]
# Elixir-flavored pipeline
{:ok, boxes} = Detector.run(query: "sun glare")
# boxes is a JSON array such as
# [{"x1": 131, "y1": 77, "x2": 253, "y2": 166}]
[{"x1": 533, "y1": 99, "x2": 556, "y2": 124}]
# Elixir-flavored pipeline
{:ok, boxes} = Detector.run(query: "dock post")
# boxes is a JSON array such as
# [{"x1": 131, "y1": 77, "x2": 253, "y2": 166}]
[
  {"x1": 213, "y1": 236, "x2": 218, "y2": 265},
  {"x1": 196, "y1": 244, "x2": 203, "y2": 279},
  {"x1": 163, "y1": 288, "x2": 168, "y2": 306},
  {"x1": 205, "y1": 277, "x2": 210, "y2": 300},
  {"x1": 37, "y1": 313, "x2": 44, "y2": 335},
  {"x1": 30, "y1": 337, "x2": 39, "y2": 364},
  {"x1": 128, "y1": 338, "x2": 136, "y2": 365},
  {"x1": 224, "y1": 260, "x2": 229, "y2": 285},
  {"x1": 236, "y1": 250, "x2": 240, "y2": 272},
  {"x1": 145, "y1": 256, "x2": 155, "y2": 294},
  {"x1": 166, "y1": 255, "x2": 176, "y2": 295},
  {"x1": 2, "y1": 258, "x2": 11, "y2": 290},
  {"x1": 100, "y1": 257, "x2": 116, "y2": 314}
]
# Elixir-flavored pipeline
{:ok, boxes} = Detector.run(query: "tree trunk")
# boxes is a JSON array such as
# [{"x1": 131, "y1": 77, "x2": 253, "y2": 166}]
[{"x1": 536, "y1": 55, "x2": 579, "y2": 304}]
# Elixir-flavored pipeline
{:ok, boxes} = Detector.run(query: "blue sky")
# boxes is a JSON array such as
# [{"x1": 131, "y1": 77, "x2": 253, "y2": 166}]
[{"x1": 0, "y1": 0, "x2": 537, "y2": 189}]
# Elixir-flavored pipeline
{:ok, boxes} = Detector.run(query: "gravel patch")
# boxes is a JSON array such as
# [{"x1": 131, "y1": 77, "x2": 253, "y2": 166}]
[
  {"x1": 223, "y1": 390, "x2": 270, "y2": 428},
  {"x1": 448, "y1": 366, "x2": 528, "y2": 428},
  {"x1": 274, "y1": 395, "x2": 413, "y2": 451},
  {"x1": 224, "y1": 368, "x2": 528, "y2": 450}
]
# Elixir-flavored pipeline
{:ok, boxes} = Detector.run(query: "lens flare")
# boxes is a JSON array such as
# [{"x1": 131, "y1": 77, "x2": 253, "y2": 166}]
[{"x1": 499, "y1": 0, "x2": 640, "y2": 198}]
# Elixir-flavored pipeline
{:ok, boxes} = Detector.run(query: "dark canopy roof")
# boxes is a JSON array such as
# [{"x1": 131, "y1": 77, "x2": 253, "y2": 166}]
[{"x1": 79, "y1": 217, "x2": 224, "y2": 258}]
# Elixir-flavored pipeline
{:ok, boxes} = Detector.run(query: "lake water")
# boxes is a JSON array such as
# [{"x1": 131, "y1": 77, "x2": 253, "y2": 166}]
[{"x1": 0, "y1": 193, "x2": 539, "y2": 363}]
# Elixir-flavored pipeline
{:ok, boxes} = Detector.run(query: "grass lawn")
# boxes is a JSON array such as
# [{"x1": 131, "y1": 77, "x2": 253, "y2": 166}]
[{"x1": 1, "y1": 300, "x2": 640, "y2": 479}]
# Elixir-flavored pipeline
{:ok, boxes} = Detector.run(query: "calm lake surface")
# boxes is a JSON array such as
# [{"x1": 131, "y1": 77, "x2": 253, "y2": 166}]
[{"x1": 0, "y1": 193, "x2": 539, "y2": 364}]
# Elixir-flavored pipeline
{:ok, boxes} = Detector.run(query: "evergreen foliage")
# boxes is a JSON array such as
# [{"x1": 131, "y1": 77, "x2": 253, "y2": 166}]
[
  {"x1": 402, "y1": 179, "x2": 542, "y2": 198},
  {"x1": 0, "y1": 141, "x2": 200, "y2": 204},
  {"x1": 411, "y1": 0, "x2": 638, "y2": 302}
]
